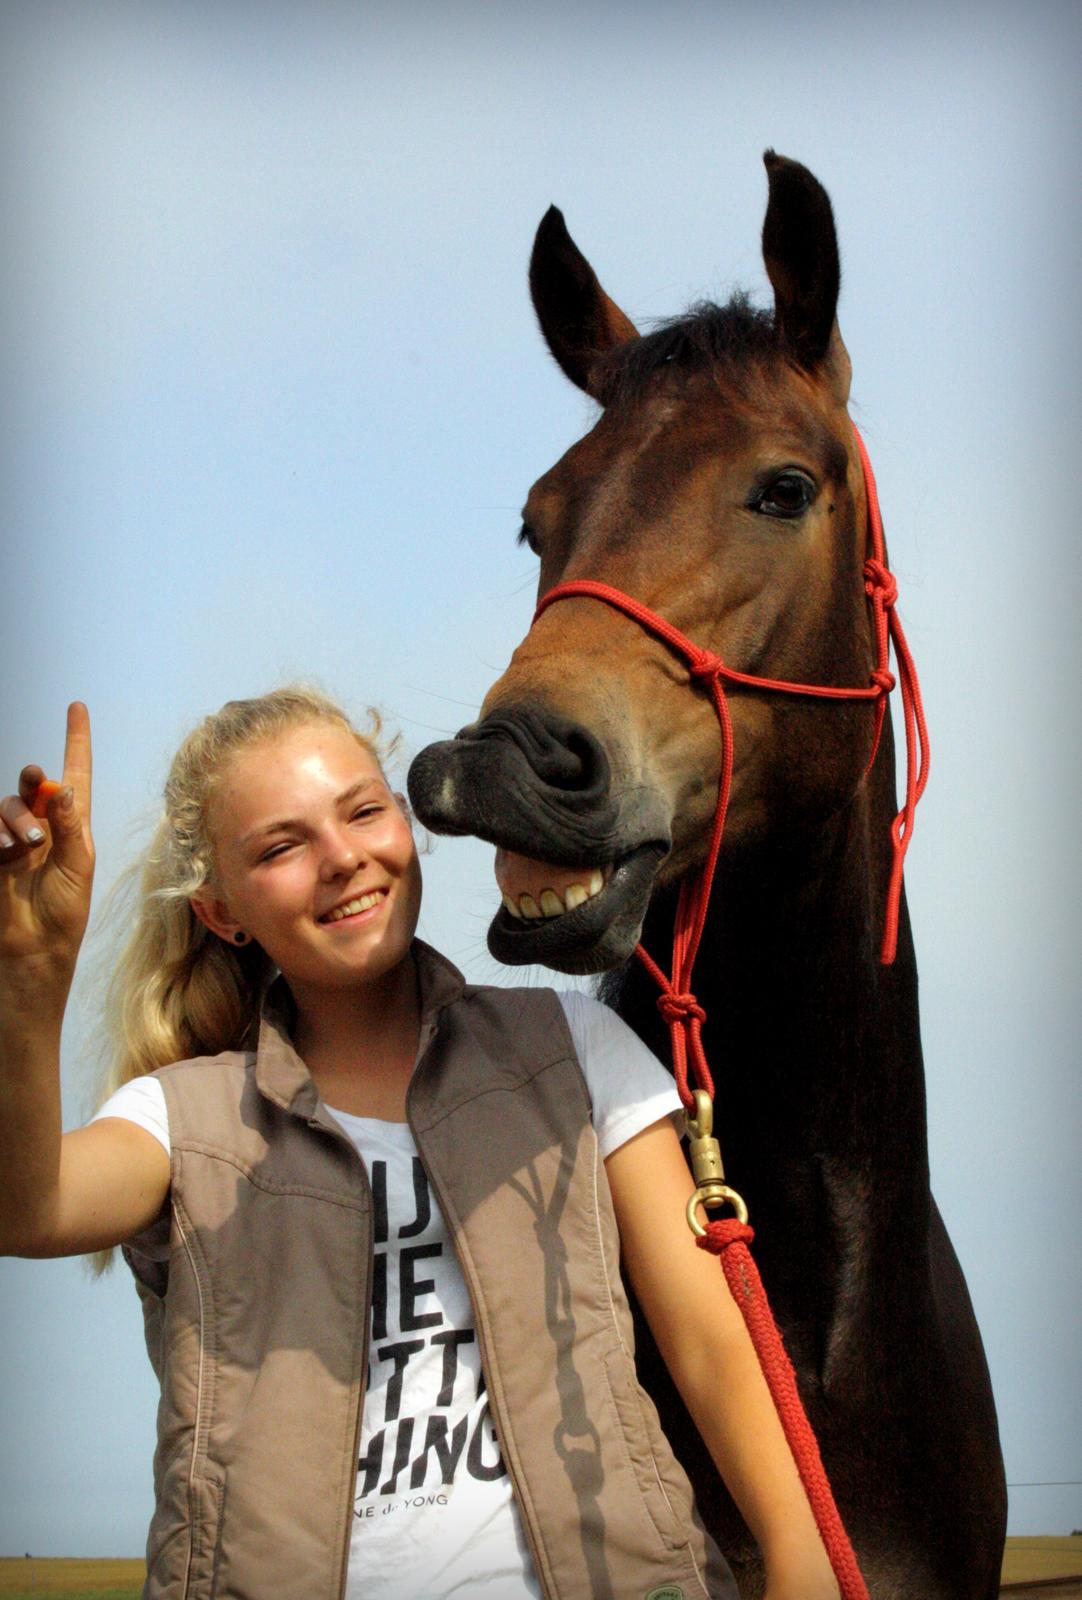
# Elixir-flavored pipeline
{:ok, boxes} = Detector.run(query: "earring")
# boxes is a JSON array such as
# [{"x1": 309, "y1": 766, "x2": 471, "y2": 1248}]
[{"x1": 233, "y1": 930, "x2": 251, "y2": 946}]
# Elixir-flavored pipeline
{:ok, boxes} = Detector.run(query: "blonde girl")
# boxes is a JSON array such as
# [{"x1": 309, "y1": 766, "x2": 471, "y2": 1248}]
[{"x1": 0, "y1": 693, "x2": 838, "y2": 1600}]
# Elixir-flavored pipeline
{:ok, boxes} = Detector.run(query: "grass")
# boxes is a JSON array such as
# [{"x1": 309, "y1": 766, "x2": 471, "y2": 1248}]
[
  {"x1": 0, "y1": 1560, "x2": 144, "y2": 1598},
  {"x1": 2, "y1": 1538, "x2": 1080, "y2": 1595},
  {"x1": 1001, "y1": 1536, "x2": 1082, "y2": 1587}
]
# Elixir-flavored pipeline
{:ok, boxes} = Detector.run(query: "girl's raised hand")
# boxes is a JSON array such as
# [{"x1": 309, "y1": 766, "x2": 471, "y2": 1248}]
[{"x1": 0, "y1": 703, "x2": 96, "y2": 987}]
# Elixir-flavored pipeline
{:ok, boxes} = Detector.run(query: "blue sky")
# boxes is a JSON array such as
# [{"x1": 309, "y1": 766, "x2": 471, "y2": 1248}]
[{"x1": 1, "y1": 0, "x2": 1079, "y2": 1554}]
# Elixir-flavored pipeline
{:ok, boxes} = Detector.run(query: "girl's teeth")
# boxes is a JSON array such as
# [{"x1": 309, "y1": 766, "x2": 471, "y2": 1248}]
[{"x1": 326, "y1": 892, "x2": 382, "y2": 922}]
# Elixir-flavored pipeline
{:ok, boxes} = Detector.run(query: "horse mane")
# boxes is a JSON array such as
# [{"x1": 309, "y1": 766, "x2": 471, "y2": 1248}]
[{"x1": 595, "y1": 293, "x2": 775, "y2": 407}]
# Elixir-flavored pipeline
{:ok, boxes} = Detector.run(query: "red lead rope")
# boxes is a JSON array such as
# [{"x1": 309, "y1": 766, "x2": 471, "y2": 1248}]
[
  {"x1": 532, "y1": 426, "x2": 927, "y2": 1600},
  {"x1": 700, "y1": 1215, "x2": 871, "y2": 1598}
]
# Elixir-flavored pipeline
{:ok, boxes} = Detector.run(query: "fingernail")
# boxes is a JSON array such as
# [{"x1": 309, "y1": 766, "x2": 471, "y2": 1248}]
[
  {"x1": 0, "y1": 830, "x2": 13, "y2": 849},
  {"x1": 59, "y1": 787, "x2": 74, "y2": 810},
  {"x1": 26, "y1": 826, "x2": 46, "y2": 844}
]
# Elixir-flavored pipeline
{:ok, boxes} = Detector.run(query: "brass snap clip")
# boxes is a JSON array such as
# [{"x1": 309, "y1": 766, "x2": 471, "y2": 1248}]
[{"x1": 683, "y1": 1088, "x2": 748, "y2": 1237}]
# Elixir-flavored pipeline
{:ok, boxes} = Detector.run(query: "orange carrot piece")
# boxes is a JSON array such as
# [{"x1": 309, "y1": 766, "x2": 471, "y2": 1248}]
[{"x1": 30, "y1": 779, "x2": 63, "y2": 818}]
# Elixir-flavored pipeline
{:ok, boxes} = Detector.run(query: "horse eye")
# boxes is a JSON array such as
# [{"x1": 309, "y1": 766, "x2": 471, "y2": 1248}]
[
  {"x1": 518, "y1": 520, "x2": 540, "y2": 554},
  {"x1": 751, "y1": 471, "x2": 816, "y2": 520}
]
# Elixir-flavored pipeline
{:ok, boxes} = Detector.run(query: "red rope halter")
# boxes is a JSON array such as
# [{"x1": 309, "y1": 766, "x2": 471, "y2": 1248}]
[{"x1": 531, "y1": 425, "x2": 927, "y2": 1600}]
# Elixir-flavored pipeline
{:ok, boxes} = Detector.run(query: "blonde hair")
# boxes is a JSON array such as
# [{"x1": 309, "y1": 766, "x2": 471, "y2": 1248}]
[{"x1": 98, "y1": 686, "x2": 393, "y2": 1105}]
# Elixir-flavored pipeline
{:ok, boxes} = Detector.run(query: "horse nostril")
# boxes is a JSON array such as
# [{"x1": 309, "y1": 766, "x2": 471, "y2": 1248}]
[
  {"x1": 469, "y1": 708, "x2": 611, "y2": 800},
  {"x1": 559, "y1": 729, "x2": 608, "y2": 793}
]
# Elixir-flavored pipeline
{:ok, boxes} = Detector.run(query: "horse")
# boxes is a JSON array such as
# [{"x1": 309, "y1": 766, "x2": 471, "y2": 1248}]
[{"x1": 407, "y1": 151, "x2": 1006, "y2": 1599}]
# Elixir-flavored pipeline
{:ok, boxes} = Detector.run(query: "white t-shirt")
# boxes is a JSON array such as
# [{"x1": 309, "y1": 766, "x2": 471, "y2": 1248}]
[{"x1": 94, "y1": 990, "x2": 682, "y2": 1600}]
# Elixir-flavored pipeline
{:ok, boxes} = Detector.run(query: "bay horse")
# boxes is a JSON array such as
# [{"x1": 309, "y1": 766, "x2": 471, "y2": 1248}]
[{"x1": 408, "y1": 152, "x2": 1006, "y2": 1599}]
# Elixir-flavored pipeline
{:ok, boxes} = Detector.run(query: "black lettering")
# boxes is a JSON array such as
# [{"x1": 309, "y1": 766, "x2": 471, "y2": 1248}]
[
  {"x1": 398, "y1": 1158, "x2": 432, "y2": 1238},
  {"x1": 371, "y1": 1159, "x2": 388, "y2": 1244},
  {"x1": 377, "y1": 1339, "x2": 424, "y2": 1423},
  {"x1": 379, "y1": 1417, "x2": 415, "y2": 1495},
  {"x1": 431, "y1": 1328, "x2": 475, "y2": 1406},
  {"x1": 400, "y1": 1243, "x2": 442, "y2": 1331},
  {"x1": 467, "y1": 1405, "x2": 506, "y2": 1482},
  {"x1": 356, "y1": 1428, "x2": 385, "y2": 1498},
  {"x1": 408, "y1": 1414, "x2": 468, "y2": 1489},
  {"x1": 371, "y1": 1251, "x2": 388, "y2": 1342}
]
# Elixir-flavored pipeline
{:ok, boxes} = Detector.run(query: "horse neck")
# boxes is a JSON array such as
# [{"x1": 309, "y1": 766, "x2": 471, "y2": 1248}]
[{"x1": 605, "y1": 720, "x2": 930, "y2": 1184}]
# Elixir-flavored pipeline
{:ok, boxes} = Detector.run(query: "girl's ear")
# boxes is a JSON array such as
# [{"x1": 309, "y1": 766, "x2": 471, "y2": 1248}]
[{"x1": 190, "y1": 891, "x2": 244, "y2": 945}]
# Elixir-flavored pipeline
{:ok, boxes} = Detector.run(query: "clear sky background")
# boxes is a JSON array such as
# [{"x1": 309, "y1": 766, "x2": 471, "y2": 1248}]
[{"x1": 1, "y1": 0, "x2": 1079, "y2": 1557}]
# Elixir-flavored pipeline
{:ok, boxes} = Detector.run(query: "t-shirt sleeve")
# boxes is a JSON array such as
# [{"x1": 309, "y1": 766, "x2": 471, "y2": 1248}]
[
  {"x1": 90, "y1": 1074, "x2": 171, "y2": 1157},
  {"x1": 555, "y1": 990, "x2": 683, "y2": 1159}
]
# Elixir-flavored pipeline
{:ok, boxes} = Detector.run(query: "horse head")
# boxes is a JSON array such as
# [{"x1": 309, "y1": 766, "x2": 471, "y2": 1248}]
[{"x1": 410, "y1": 152, "x2": 884, "y2": 975}]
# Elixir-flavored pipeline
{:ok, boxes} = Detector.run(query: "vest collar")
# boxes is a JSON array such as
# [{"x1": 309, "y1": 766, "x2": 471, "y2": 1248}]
[{"x1": 252, "y1": 939, "x2": 467, "y2": 1117}]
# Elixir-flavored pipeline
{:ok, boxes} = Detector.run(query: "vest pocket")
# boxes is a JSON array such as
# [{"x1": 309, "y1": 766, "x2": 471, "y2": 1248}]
[
  {"x1": 603, "y1": 1349, "x2": 686, "y2": 1553},
  {"x1": 185, "y1": 1465, "x2": 225, "y2": 1598}
]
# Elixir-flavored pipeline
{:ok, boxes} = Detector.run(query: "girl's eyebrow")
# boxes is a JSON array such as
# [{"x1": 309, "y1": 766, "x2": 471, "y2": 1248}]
[{"x1": 239, "y1": 778, "x2": 383, "y2": 847}]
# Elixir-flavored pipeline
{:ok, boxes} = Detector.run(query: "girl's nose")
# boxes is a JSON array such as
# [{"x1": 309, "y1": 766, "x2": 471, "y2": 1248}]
[{"x1": 319, "y1": 824, "x2": 365, "y2": 878}]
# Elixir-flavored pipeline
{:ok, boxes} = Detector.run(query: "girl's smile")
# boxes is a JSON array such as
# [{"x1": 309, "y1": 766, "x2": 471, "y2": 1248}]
[{"x1": 318, "y1": 887, "x2": 389, "y2": 925}]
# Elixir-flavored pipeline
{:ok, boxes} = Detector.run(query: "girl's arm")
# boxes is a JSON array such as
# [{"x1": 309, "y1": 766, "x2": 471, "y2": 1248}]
[
  {"x1": 0, "y1": 705, "x2": 170, "y2": 1257},
  {"x1": 605, "y1": 1114, "x2": 841, "y2": 1600}
]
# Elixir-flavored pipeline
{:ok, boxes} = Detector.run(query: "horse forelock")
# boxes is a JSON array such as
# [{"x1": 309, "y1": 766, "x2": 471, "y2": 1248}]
[{"x1": 594, "y1": 293, "x2": 777, "y2": 409}]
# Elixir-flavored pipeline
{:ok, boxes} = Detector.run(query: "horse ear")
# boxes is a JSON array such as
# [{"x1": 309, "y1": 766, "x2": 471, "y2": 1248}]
[
  {"x1": 761, "y1": 150, "x2": 849, "y2": 397},
  {"x1": 529, "y1": 206, "x2": 639, "y2": 401}
]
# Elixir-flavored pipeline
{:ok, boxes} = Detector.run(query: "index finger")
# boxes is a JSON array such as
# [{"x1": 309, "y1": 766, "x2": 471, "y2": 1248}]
[{"x1": 61, "y1": 702, "x2": 93, "y2": 822}]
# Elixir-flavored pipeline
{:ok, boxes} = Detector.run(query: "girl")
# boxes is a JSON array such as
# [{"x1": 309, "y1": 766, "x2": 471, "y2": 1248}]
[{"x1": 0, "y1": 690, "x2": 839, "y2": 1600}]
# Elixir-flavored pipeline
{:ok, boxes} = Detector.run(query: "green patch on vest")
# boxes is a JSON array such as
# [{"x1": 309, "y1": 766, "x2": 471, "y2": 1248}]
[{"x1": 645, "y1": 1588, "x2": 685, "y2": 1600}]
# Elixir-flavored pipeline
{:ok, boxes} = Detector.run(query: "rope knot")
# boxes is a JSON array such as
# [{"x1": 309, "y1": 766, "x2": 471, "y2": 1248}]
[
  {"x1": 687, "y1": 649, "x2": 723, "y2": 682},
  {"x1": 870, "y1": 666, "x2": 896, "y2": 694},
  {"x1": 657, "y1": 990, "x2": 706, "y2": 1027},
  {"x1": 696, "y1": 1218, "x2": 755, "y2": 1255},
  {"x1": 864, "y1": 559, "x2": 898, "y2": 609}
]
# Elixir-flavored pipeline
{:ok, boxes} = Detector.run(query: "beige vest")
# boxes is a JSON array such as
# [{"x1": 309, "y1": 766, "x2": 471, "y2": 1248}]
[{"x1": 126, "y1": 942, "x2": 735, "y2": 1600}]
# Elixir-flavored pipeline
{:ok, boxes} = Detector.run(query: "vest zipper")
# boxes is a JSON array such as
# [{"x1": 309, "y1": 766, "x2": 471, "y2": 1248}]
[
  {"x1": 326, "y1": 1008, "x2": 443, "y2": 1600},
  {"x1": 406, "y1": 1118, "x2": 555, "y2": 1600},
  {"x1": 307, "y1": 1116, "x2": 373, "y2": 1600},
  {"x1": 344, "y1": 1155, "x2": 373, "y2": 1600}
]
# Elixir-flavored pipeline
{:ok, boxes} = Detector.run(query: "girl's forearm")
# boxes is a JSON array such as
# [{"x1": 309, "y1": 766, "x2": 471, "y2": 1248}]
[
  {"x1": 605, "y1": 1121, "x2": 840, "y2": 1597},
  {"x1": 675, "y1": 1320, "x2": 838, "y2": 1596},
  {"x1": 0, "y1": 987, "x2": 67, "y2": 1253}
]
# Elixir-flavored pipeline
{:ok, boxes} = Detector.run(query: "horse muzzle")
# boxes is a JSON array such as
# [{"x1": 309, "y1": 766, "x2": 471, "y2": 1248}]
[{"x1": 407, "y1": 706, "x2": 670, "y2": 973}]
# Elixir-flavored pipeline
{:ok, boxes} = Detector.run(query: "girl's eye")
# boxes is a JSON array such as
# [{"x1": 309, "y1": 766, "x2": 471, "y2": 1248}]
[
  {"x1": 351, "y1": 804, "x2": 382, "y2": 822},
  {"x1": 750, "y1": 470, "x2": 816, "y2": 520},
  {"x1": 259, "y1": 841, "x2": 294, "y2": 862}
]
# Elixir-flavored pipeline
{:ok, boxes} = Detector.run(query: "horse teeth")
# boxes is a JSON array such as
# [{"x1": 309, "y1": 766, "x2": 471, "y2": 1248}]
[{"x1": 505, "y1": 868, "x2": 608, "y2": 921}]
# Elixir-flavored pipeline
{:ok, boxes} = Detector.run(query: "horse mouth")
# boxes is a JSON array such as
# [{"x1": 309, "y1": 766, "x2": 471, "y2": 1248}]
[{"x1": 488, "y1": 842, "x2": 666, "y2": 974}]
